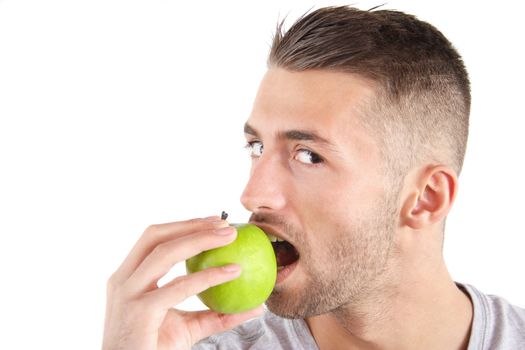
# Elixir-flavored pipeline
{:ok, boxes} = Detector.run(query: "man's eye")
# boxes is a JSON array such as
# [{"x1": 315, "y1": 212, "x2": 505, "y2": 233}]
[
  {"x1": 244, "y1": 141, "x2": 263, "y2": 157},
  {"x1": 295, "y1": 149, "x2": 323, "y2": 165}
]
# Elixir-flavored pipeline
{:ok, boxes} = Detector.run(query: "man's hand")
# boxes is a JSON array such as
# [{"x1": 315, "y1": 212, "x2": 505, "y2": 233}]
[{"x1": 102, "y1": 216, "x2": 264, "y2": 350}]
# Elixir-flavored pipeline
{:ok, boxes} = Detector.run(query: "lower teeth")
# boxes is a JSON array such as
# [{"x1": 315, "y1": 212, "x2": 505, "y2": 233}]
[{"x1": 277, "y1": 266, "x2": 285, "y2": 271}]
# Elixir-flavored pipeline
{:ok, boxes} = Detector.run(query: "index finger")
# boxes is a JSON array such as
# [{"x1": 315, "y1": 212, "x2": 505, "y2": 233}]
[{"x1": 112, "y1": 216, "x2": 227, "y2": 284}]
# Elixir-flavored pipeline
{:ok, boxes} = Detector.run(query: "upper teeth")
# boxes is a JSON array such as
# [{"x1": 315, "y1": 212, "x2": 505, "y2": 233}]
[{"x1": 266, "y1": 234, "x2": 286, "y2": 242}]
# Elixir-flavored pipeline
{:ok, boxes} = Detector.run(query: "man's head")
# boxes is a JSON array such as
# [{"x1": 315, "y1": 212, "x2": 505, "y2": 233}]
[
  {"x1": 269, "y1": 6, "x2": 470, "y2": 181},
  {"x1": 241, "y1": 6, "x2": 470, "y2": 318}
]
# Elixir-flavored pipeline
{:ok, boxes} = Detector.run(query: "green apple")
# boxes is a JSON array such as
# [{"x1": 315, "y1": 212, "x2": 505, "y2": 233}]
[{"x1": 185, "y1": 223, "x2": 277, "y2": 314}]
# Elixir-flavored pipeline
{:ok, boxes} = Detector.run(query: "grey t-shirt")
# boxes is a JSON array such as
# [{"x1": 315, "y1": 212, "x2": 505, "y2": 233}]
[
  {"x1": 459, "y1": 283, "x2": 525, "y2": 349},
  {"x1": 193, "y1": 283, "x2": 525, "y2": 349}
]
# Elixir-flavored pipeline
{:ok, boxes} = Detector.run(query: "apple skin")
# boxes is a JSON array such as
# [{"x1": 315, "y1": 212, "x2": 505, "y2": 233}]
[{"x1": 185, "y1": 223, "x2": 277, "y2": 314}]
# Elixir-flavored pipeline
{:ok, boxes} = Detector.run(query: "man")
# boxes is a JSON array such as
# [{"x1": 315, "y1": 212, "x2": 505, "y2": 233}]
[{"x1": 102, "y1": 6, "x2": 525, "y2": 350}]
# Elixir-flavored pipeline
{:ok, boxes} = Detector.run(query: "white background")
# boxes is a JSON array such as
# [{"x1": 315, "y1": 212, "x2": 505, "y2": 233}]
[{"x1": 0, "y1": 0, "x2": 524, "y2": 349}]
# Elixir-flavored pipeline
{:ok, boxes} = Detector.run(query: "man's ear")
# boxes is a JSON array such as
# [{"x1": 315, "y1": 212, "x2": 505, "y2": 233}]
[{"x1": 400, "y1": 165, "x2": 458, "y2": 230}]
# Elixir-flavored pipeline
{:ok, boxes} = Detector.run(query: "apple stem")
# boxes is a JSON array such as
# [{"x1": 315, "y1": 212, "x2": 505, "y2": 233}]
[{"x1": 221, "y1": 211, "x2": 228, "y2": 220}]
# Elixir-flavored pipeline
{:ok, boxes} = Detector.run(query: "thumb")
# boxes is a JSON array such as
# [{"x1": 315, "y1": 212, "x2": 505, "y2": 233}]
[{"x1": 185, "y1": 306, "x2": 265, "y2": 344}]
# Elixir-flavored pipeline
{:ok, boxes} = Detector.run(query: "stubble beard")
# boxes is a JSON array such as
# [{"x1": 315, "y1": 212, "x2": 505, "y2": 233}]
[{"x1": 265, "y1": 195, "x2": 398, "y2": 319}]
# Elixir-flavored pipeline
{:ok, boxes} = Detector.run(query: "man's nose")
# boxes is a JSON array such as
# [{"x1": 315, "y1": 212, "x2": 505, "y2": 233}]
[{"x1": 240, "y1": 156, "x2": 287, "y2": 213}]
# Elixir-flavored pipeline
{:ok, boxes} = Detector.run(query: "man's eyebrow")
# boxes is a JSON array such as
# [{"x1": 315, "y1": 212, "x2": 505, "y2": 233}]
[
  {"x1": 244, "y1": 123, "x2": 259, "y2": 136},
  {"x1": 244, "y1": 122, "x2": 336, "y2": 149}
]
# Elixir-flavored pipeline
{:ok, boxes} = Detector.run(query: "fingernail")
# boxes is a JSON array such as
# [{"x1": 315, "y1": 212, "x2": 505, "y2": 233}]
[
  {"x1": 215, "y1": 226, "x2": 235, "y2": 235},
  {"x1": 212, "y1": 220, "x2": 230, "y2": 229},
  {"x1": 223, "y1": 264, "x2": 241, "y2": 273},
  {"x1": 203, "y1": 215, "x2": 221, "y2": 222}
]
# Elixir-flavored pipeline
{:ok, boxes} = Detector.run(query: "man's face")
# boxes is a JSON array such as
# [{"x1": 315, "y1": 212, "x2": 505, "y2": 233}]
[{"x1": 241, "y1": 68, "x2": 400, "y2": 318}]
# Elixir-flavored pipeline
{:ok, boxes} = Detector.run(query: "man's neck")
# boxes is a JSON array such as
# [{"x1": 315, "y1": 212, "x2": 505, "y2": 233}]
[{"x1": 305, "y1": 263, "x2": 473, "y2": 350}]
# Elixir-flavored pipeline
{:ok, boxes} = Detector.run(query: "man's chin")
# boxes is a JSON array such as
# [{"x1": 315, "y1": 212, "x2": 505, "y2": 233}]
[{"x1": 265, "y1": 291, "x2": 309, "y2": 319}]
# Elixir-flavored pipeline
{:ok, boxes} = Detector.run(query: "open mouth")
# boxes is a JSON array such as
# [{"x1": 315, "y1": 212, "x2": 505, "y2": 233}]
[{"x1": 266, "y1": 234, "x2": 300, "y2": 271}]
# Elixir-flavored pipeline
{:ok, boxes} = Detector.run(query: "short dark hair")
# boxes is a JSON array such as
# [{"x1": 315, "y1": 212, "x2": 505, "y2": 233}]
[{"x1": 268, "y1": 6, "x2": 471, "y2": 181}]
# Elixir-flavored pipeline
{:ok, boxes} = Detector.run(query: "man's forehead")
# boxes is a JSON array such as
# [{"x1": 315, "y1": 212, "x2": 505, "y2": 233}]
[
  {"x1": 252, "y1": 69, "x2": 374, "y2": 125},
  {"x1": 254, "y1": 68, "x2": 376, "y2": 107},
  {"x1": 245, "y1": 68, "x2": 380, "y2": 158}
]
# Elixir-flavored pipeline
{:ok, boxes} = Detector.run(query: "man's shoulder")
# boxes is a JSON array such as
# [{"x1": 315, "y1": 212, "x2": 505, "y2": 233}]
[
  {"x1": 192, "y1": 309, "x2": 318, "y2": 350},
  {"x1": 459, "y1": 283, "x2": 525, "y2": 349},
  {"x1": 461, "y1": 283, "x2": 525, "y2": 323}
]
